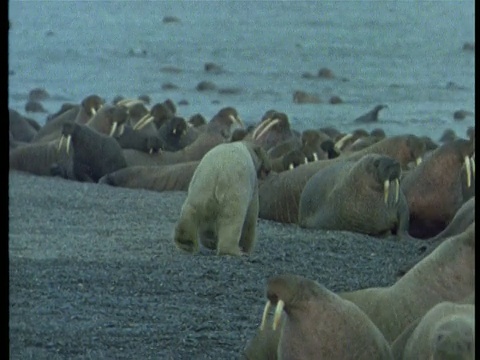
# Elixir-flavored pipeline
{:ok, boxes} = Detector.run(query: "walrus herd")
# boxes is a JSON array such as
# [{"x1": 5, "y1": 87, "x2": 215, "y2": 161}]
[{"x1": 9, "y1": 93, "x2": 475, "y2": 358}]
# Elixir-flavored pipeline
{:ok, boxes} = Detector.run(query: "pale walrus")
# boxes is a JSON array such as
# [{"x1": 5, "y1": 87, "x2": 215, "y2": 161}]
[
  {"x1": 173, "y1": 141, "x2": 270, "y2": 256},
  {"x1": 298, "y1": 154, "x2": 410, "y2": 237},
  {"x1": 57, "y1": 122, "x2": 127, "y2": 182},
  {"x1": 244, "y1": 274, "x2": 392, "y2": 360},
  {"x1": 339, "y1": 222, "x2": 475, "y2": 343},
  {"x1": 401, "y1": 138, "x2": 475, "y2": 238},
  {"x1": 259, "y1": 134, "x2": 426, "y2": 224},
  {"x1": 391, "y1": 301, "x2": 474, "y2": 359}
]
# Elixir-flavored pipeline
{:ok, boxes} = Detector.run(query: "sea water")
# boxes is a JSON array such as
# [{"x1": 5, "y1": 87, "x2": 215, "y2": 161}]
[{"x1": 8, "y1": 0, "x2": 475, "y2": 140}]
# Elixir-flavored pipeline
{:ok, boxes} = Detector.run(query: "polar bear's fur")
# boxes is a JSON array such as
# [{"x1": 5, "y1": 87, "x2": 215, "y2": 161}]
[{"x1": 173, "y1": 141, "x2": 269, "y2": 256}]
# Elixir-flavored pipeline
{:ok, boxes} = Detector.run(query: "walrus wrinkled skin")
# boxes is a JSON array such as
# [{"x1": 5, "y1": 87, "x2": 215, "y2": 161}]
[
  {"x1": 339, "y1": 222, "x2": 475, "y2": 343},
  {"x1": 259, "y1": 134, "x2": 426, "y2": 224},
  {"x1": 173, "y1": 141, "x2": 270, "y2": 256},
  {"x1": 298, "y1": 154, "x2": 409, "y2": 237},
  {"x1": 244, "y1": 274, "x2": 392, "y2": 360},
  {"x1": 401, "y1": 138, "x2": 475, "y2": 238},
  {"x1": 99, "y1": 161, "x2": 199, "y2": 192},
  {"x1": 391, "y1": 301, "x2": 475, "y2": 360},
  {"x1": 58, "y1": 122, "x2": 127, "y2": 182}
]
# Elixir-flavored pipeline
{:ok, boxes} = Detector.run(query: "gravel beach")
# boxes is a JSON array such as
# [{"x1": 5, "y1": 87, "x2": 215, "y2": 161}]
[{"x1": 9, "y1": 170, "x2": 427, "y2": 359}]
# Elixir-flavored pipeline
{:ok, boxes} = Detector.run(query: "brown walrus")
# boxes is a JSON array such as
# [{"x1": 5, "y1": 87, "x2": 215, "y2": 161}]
[
  {"x1": 56, "y1": 122, "x2": 127, "y2": 182},
  {"x1": 244, "y1": 274, "x2": 392, "y2": 360},
  {"x1": 259, "y1": 134, "x2": 426, "y2": 224},
  {"x1": 396, "y1": 196, "x2": 475, "y2": 278},
  {"x1": 401, "y1": 138, "x2": 475, "y2": 238},
  {"x1": 298, "y1": 154, "x2": 409, "y2": 237},
  {"x1": 98, "y1": 161, "x2": 199, "y2": 192},
  {"x1": 9, "y1": 137, "x2": 72, "y2": 177},
  {"x1": 391, "y1": 301, "x2": 475, "y2": 359},
  {"x1": 173, "y1": 141, "x2": 270, "y2": 256},
  {"x1": 339, "y1": 222, "x2": 475, "y2": 343}
]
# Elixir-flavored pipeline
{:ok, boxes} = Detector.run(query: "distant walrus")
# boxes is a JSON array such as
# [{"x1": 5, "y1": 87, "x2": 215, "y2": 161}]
[
  {"x1": 391, "y1": 301, "x2": 475, "y2": 359},
  {"x1": 173, "y1": 141, "x2": 270, "y2": 256},
  {"x1": 401, "y1": 138, "x2": 475, "y2": 238},
  {"x1": 99, "y1": 161, "x2": 199, "y2": 192},
  {"x1": 259, "y1": 134, "x2": 426, "y2": 224},
  {"x1": 123, "y1": 107, "x2": 244, "y2": 167},
  {"x1": 244, "y1": 274, "x2": 392, "y2": 360},
  {"x1": 57, "y1": 122, "x2": 127, "y2": 182},
  {"x1": 298, "y1": 154, "x2": 409, "y2": 237},
  {"x1": 353, "y1": 104, "x2": 388, "y2": 123},
  {"x1": 339, "y1": 222, "x2": 475, "y2": 343}
]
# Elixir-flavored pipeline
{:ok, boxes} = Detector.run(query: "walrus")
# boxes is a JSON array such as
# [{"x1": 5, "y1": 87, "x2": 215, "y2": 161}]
[
  {"x1": 244, "y1": 274, "x2": 392, "y2": 360},
  {"x1": 157, "y1": 116, "x2": 190, "y2": 151},
  {"x1": 298, "y1": 154, "x2": 410, "y2": 237},
  {"x1": 395, "y1": 196, "x2": 475, "y2": 278},
  {"x1": 391, "y1": 301, "x2": 475, "y2": 359},
  {"x1": 85, "y1": 104, "x2": 128, "y2": 137},
  {"x1": 114, "y1": 125, "x2": 163, "y2": 153},
  {"x1": 9, "y1": 109, "x2": 39, "y2": 143},
  {"x1": 339, "y1": 222, "x2": 475, "y2": 343},
  {"x1": 249, "y1": 112, "x2": 295, "y2": 152},
  {"x1": 353, "y1": 104, "x2": 388, "y2": 123},
  {"x1": 299, "y1": 129, "x2": 332, "y2": 161},
  {"x1": 259, "y1": 134, "x2": 426, "y2": 224},
  {"x1": 401, "y1": 138, "x2": 475, "y2": 238},
  {"x1": 292, "y1": 90, "x2": 322, "y2": 104},
  {"x1": 9, "y1": 137, "x2": 72, "y2": 177},
  {"x1": 99, "y1": 161, "x2": 199, "y2": 192},
  {"x1": 266, "y1": 137, "x2": 302, "y2": 160},
  {"x1": 25, "y1": 100, "x2": 48, "y2": 113},
  {"x1": 333, "y1": 128, "x2": 370, "y2": 153},
  {"x1": 31, "y1": 94, "x2": 104, "y2": 144},
  {"x1": 270, "y1": 149, "x2": 307, "y2": 173},
  {"x1": 132, "y1": 100, "x2": 175, "y2": 131},
  {"x1": 57, "y1": 122, "x2": 127, "y2": 182},
  {"x1": 173, "y1": 141, "x2": 270, "y2": 256},
  {"x1": 123, "y1": 107, "x2": 244, "y2": 167}
]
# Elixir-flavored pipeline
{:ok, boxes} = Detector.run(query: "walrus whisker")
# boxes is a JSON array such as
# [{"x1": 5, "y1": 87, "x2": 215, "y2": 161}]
[
  {"x1": 255, "y1": 119, "x2": 280, "y2": 142},
  {"x1": 260, "y1": 301, "x2": 271, "y2": 331},
  {"x1": 109, "y1": 121, "x2": 118, "y2": 137},
  {"x1": 416, "y1": 157, "x2": 422, "y2": 166},
  {"x1": 252, "y1": 117, "x2": 272, "y2": 140},
  {"x1": 464, "y1": 156, "x2": 471, "y2": 188},
  {"x1": 273, "y1": 300, "x2": 284, "y2": 331},
  {"x1": 334, "y1": 133, "x2": 353, "y2": 152},
  {"x1": 384, "y1": 179, "x2": 390, "y2": 205},
  {"x1": 395, "y1": 178, "x2": 399, "y2": 204}
]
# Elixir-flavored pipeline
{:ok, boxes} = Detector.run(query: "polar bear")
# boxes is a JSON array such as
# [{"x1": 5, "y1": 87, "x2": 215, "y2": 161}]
[{"x1": 173, "y1": 141, "x2": 270, "y2": 256}]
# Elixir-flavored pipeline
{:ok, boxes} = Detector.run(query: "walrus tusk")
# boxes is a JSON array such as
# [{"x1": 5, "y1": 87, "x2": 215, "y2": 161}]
[
  {"x1": 149, "y1": 148, "x2": 153, "y2": 155},
  {"x1": 255, "y1": 119, "x2": 280, "y2": 141},
  {"x1": 252, "y1": 117, "x2": 274, "y2": 140},
  {"x1": 116, "y1": 99, "x2": 145, "y2": 108},
  {"x1": 415, "y1": 157, "x2": 422, "y2": 166},
  {"x1": 289, "y1": 163, "x2": 294, "y2": 170},
  {"x1": 394, "y1": 178, "x2": 399, "y2": 204},
  {"x1": 471, "y1": 156, "x2": 475, "y2": 177},
  {"x1": 109, "y1": 121, "x2": 118, "y2": 137},
  {"x1": 334, "y1": 133, "x2": 353, "y2": 152},
  {"x1": 173, "y1": 128, "x2": 177, "y2": 135},
  {"x1": 229, "y1": 114, "x2": 245, "y2": 128},
  {"x1": 65, "y1": 135, "x2": 71, "y2": 156},
  {"x1": 90, "y1": 107, "x2": 96, "y2": 116},
  {"x1": 384, "y1": 179, "x2": 390, "y2": 204},
  {"x1": 303, "y1": 157, "x2": 308, "y2": 164},
  {"x1": 260, "y1": 301, "x2": 271, "y2": 331},
  {"x1": 313, "y1": 152, "x2": 318, "y2": 162},
  {"x1": 272, "y1": 299, "x2": 284, "y2": 331},
  {"x1": 464, "y1": 155, "x2": 471, "y2": 188},
  {"x1": 118, "y1": 124, "x2": 125, "y2": 136},
  {"x1": 57, "y1": 136, "x2": 65, "y2": 153},
  {"x1": 133, "y1": 114, "x2": 154, "y2": 130}
]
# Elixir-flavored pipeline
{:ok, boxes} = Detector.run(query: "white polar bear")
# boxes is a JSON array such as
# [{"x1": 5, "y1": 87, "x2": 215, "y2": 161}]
[{"x1": 173, "y1": 141, "x2": 270, "y2": 256}]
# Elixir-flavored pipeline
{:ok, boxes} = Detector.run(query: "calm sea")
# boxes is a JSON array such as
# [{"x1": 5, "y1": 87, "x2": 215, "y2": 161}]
[{"x1": 8, "y1": 0, "x2": 475, "y2": 140}]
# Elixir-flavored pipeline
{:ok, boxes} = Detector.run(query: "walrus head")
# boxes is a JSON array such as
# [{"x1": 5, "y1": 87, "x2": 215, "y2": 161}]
[
  {"x1": 431, "y1": 315, "x2": 475, "y2": 359},
  {"x1": 133, "y1": 102, "x2": 175, "y2": 130},
  {"x1": 58, "y1": 121, "x2": 77, "y2": 155},
  {"x1": 282, "y1": 149, "x2": 307, "y2": 170},
  {"x1": 366, "y1": 155, "x2": 402, "y2": 205},
  {"x1": 81, "y1": 94, "x2": 105, "y2": 118},
  {"x1": 207, "y1": 106, "x2": 244, "y2": 139},
  {"x1": 251, "y1": 112, "x2": 292, "y2": 151},
  {"x1": 166, "y1": 116, "x2": 188, "y2": 137}
]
